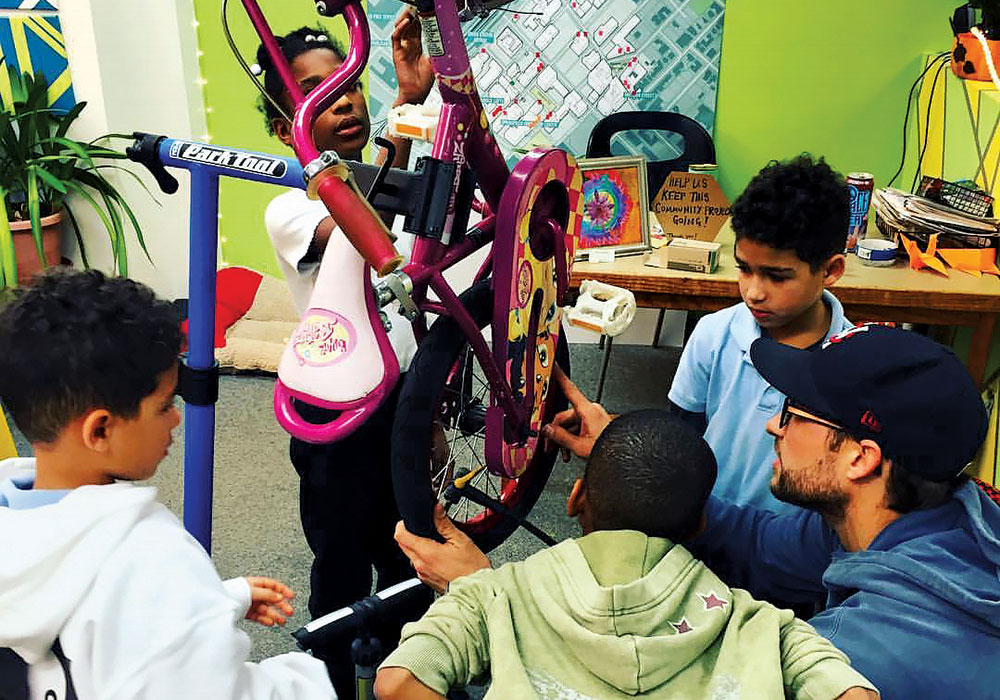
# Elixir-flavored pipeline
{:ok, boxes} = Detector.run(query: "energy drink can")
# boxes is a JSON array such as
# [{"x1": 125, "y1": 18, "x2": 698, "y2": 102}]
[{"x1": 846, "y1": 172, "x2": 874, "y2": 253}]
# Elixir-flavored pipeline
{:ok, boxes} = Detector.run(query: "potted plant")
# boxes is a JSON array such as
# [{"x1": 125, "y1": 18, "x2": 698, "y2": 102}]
[{"x1": 0, "y1": 70, "x2": 149, "y2": 286}]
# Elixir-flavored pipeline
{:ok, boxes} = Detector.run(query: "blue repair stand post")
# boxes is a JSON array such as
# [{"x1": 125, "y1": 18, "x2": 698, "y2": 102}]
[
  {"x1": 183, "y1": 169, "x2": 220, "y2": 551},
  {"x1": 127, "y1": 134, "x2": 304, "y2": 552}
]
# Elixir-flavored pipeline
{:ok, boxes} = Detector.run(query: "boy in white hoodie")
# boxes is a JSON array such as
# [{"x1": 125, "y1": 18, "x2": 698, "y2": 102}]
[
  {"x1": 0, "y1": 269, "x2": 336, "y2": 699},
  {"x1": 377, "y1": 409, "x2": 879, "y2": 700}
]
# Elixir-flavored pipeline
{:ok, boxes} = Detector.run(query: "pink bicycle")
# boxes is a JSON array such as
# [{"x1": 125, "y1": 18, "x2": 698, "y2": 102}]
[{"x1": 243, "y1": 0, "x2": 582, "y2": 549}]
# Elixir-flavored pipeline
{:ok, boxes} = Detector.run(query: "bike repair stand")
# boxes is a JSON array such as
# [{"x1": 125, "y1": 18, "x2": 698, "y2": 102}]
[
  {"x1": 126, "y1": 132, "x2": 449, "y2": 551},
  {"x1": 293, "y1": 577, "x2": 469, "y2": 700},
  {"x1": 348, "y1": 598, "x2": 382, "y2": 700}
]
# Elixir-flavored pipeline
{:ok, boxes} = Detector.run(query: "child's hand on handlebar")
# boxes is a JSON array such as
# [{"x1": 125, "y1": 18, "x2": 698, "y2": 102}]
[{"x1": 243, "y1": 576, "x2": 295, "y2": 627}]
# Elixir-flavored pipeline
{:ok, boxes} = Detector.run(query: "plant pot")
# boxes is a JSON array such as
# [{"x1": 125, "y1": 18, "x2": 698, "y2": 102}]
[{"x1": 9, "y1": 210, "x2": 62, "y2": 285}]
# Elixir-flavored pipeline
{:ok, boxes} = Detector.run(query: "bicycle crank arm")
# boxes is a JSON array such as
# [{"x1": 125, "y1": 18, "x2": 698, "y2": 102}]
[{"x1": 444, "y1": 483, "x2": 557, "y2": 546}]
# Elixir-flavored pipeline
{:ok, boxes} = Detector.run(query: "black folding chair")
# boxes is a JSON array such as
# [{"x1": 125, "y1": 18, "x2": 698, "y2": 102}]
[{"x1": 585, "y1": 111, "x2": 716, "y2": 400}]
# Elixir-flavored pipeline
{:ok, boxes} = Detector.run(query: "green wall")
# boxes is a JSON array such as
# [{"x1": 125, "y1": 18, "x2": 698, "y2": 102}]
[
  {"x1": 198, "y1": 1, "x2": 954, "y2": 274},
  {"x1": 713, "y1": 0, "x2": 950, "y2": 201},
  {"x1": 193, "y1": 1, "x2": 1000, "y2": 376},
  {"x1": 714, "y1": 0, "x2": 1000, "y2": 379},
  {"x1": 192, "y1": 1, "x2": 355, "y2": 277}
]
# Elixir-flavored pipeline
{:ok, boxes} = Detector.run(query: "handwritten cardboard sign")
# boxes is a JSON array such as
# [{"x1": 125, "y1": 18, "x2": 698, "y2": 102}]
[{"x1": 652, "y1": 172, "x2": 731, "y2": 242}]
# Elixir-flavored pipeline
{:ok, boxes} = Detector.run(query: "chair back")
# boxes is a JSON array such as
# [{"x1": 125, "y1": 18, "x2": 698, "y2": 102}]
[{"x1": 586, "y1": 111, "x2": 716, "y2": 203}]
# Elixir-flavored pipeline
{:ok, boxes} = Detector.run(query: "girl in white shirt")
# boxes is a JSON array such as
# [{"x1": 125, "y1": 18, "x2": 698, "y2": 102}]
[{"x1": 254, "y1": 18, "x2": 434, "y2": 697}]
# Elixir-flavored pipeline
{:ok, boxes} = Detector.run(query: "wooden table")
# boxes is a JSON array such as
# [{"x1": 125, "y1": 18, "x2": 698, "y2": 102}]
[{"x1": 570, "y1": 223, "x2": 1000, "y2": 386}]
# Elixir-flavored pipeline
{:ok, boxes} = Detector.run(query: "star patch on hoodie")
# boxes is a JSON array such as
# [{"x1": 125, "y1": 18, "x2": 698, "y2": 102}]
[
  {"x1": 671, "y1": 618, "x2": 694, "y2": 634},
  {"x1": 700, "y1": 592, "x2": 729, "y2": 611}
]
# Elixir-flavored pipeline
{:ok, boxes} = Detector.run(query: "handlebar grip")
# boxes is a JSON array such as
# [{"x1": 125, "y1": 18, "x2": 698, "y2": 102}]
[{"x1": 312, "y1": 165, "x2": 402, "y2": 276}]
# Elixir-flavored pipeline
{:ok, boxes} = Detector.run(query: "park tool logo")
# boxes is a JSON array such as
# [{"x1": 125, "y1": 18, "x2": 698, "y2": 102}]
[{"x1": 172, "y1": 142, "x2": 287, "y2": 178}]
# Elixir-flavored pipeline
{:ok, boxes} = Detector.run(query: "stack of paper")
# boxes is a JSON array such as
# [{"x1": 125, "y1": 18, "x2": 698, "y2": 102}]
[{"x1": 872, "y1": 188, "x2": 1000, "y2": 276}]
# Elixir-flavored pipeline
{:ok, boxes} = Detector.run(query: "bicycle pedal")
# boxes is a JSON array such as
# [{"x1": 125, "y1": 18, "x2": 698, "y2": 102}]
[
  {"x1": 457, "y1": 398, "x2": 487, "y2": 435},
  {"x1": 388, "y1": 103, "x2": 440, "y2": 143}
]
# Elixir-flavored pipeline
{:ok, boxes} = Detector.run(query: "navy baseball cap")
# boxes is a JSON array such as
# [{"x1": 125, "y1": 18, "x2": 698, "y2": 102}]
[{"x1": 750, "y1": 324, "x2": 988, "y2": 481}]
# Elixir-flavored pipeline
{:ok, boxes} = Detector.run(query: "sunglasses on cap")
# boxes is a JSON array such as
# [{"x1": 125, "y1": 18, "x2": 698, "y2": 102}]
[{"x1": 779, "y1": 397, "x2": 846, "y2": 433}]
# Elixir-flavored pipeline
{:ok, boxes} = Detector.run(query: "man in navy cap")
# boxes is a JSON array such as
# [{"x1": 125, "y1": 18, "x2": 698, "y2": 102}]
[
  {"x1": 686, "y1": 323, "x2": 1000, "y2": 699},
  {"x1": 394, "y1": 324, "x2": 1000, "y2": 700}
]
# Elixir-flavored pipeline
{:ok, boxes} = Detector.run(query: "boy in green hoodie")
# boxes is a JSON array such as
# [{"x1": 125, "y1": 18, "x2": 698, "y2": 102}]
[{"x1": 375, "y1": 409, "x2": 878, "y2": 700}]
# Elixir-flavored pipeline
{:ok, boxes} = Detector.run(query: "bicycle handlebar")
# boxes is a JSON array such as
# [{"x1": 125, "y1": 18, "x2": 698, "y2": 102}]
[
  {"x1": 247, "y1": 0, "x2": 401, "y2": 276},
  {"x1": 310, "y1": 162, "x2": 403, "y2": 276}
]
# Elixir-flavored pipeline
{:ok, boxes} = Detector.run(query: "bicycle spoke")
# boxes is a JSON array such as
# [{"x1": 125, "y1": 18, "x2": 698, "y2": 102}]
[{"x1": 427, "y1": 335, "x2": 541, "y2": 530}]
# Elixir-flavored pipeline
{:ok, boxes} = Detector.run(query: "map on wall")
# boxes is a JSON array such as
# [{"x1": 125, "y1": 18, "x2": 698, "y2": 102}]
[
  {"x1": 0, "y1": 0, "x2": 75, "y2": 111},
  {"x1": 365, "y1": 0, "x2": 724, "y2": 165}
]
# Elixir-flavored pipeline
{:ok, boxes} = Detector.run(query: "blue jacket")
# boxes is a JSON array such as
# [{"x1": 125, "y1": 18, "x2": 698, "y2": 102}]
[{"x1": 691, "y1": 481, "x2": 1000, "y2": 699}]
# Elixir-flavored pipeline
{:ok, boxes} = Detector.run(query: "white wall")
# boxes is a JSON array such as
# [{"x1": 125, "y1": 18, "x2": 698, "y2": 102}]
[{"x1": 60, "y1": 0, "x2": 205, "y2": 299}]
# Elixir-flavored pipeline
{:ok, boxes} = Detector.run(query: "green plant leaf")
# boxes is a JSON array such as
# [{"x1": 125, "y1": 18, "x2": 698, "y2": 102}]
[
  {"x1": 62, "y1": 180, "x2": 115, "y2": 251},
  {"x1": 0, "y1": 185, "x2": 16, "y2": 287},
  {"x1": 107, "y1": 187, "x2": 149, "y2": 262},
  {"x1": 45, "y1": 136, "x2": 95, "y2": 167},
  {"x1": 31, "y1": 165, "x2": 67, "y2": 194},
  {"x1": 86, "y1": 166, "x2": 154, "y2": 263},
  {"x1": 26, "y1": 167, "x2": 45, "y2": 268},
  {"x1": 53, "y1": 101, "x2": 85, "y2": 139},
  {"x1": 6, "y1": 67, "x2": 25, "y2": 105},
  {"x1": 79, "y1": 175, "x2": 127, "y2": 276},
  {"x1": 84, "y1": 144, "x2": 127, "y2": 160},
  {"x1": 94, "y1": 164, "x2": 161, "y2": 205},
  {"x1": 103, "y1": 190, "x2": 126, "y2": 276},
  {"x1": 61, "y1": 201, "x2": 88, "y2": 269}
]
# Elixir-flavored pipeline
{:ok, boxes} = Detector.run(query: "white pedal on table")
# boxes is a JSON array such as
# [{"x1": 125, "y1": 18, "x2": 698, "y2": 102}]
[
  {"x1": 387, "y1": 103, "x2": 440, "y2": 142},
  {"x1": 567, "y1": 280, "x2": 636, "y2": 337}
]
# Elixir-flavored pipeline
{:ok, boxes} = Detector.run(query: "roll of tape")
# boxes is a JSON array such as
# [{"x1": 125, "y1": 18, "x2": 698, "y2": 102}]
[{"x1": 856, "y1": 238, "x2": 897, "y2": 267}]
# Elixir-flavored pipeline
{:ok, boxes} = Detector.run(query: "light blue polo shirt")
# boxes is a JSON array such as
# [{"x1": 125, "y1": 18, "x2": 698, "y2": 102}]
[
  {"x1": 668, "y1": 291, "x2": 851, "y2": 514},
  {"x1": 0, "y1": 458, "x2": 71, "y2": 509}
]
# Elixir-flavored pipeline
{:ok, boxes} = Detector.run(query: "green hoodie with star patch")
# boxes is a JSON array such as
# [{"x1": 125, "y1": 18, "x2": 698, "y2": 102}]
[{"x1": 380, "y1": 530, "x2": 876, "y2": 699}]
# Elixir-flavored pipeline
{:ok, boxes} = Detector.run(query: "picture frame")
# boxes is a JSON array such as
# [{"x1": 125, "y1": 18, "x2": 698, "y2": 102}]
[{"x1": 575, "y1": 155, "x2": 650, "y2": 260}]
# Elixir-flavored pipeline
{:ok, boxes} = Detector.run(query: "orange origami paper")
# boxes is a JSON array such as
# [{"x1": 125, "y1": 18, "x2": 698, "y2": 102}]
[
  {"x1": 900, "y1": 234, "x2": 949, "y2": 276},
  {"x1": 938, "y1": 247, "x2": 1000, "y2": 276},
  {"x1": 900, "y1": 233, "x2": 1000, "y2": 277}
]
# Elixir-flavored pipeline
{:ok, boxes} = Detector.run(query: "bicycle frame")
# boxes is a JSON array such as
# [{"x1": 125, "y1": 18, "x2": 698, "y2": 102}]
[
  {"x1": 125, "y1": 0, "x2": 578, "y2": 548},
  {"x1": 126, "y1": 132, "x2": 501, "y2": 550},
  {"x1": 247, "y1": 0, "x2": 578, "y2": 481}
]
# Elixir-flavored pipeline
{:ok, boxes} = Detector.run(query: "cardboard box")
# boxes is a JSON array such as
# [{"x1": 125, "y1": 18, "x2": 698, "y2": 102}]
[{"x1": 664, "y1": 238, "x2": 720, "y2": 273}]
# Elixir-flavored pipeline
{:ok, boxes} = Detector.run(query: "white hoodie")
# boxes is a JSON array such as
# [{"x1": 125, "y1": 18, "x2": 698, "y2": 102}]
[{"x1": 0, "y1": 458, "x2": 335, "y2": 699}]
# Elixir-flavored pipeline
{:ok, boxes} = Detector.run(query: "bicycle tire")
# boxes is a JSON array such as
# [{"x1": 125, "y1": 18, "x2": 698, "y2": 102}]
[{"x1": 391, "y1": 279, "x2": 569, "y2": 552}]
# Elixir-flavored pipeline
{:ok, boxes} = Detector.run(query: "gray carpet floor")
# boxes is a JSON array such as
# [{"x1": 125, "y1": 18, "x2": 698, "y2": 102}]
[{"x1": 4, "y1": 342, "x2": 680, "y2": 663}]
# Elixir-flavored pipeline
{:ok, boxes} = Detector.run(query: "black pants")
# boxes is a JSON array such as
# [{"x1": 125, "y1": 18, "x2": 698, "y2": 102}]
[{"x1": 289, "y1": 380, "x2": 425, "y2": 696}]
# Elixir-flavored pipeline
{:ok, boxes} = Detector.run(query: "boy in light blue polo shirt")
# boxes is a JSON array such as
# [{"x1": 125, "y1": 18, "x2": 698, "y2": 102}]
[{"x1": 668, "y1": 155, "x2": 853, "y2": 514}]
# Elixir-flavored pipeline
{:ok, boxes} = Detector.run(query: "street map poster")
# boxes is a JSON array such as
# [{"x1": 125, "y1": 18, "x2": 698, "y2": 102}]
[{"x1": 366, "y1": 0, "x2": 724, "y2": 166}]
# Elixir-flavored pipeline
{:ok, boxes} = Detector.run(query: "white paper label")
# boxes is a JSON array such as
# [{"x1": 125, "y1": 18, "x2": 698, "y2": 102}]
[
  {"x1": 587, "y1": 249, "x2": 616, "y2": 264},
  {"x1": 419, "y1": 15, "x2": 445, "y2": 57}
]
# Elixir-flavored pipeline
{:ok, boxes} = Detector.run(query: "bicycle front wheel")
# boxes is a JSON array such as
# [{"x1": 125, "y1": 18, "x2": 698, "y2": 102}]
[{"x1": 391, "y1": 280, "x2": 569, "y2": 553}]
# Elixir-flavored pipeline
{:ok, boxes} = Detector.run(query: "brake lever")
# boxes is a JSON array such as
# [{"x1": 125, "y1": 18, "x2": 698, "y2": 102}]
[
  {"x1": 126, "y1": 132, "x2": 179, "y2": 195},
  {"x1": 366, "y1": 136, "x2": 396, "y2": 203}
]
